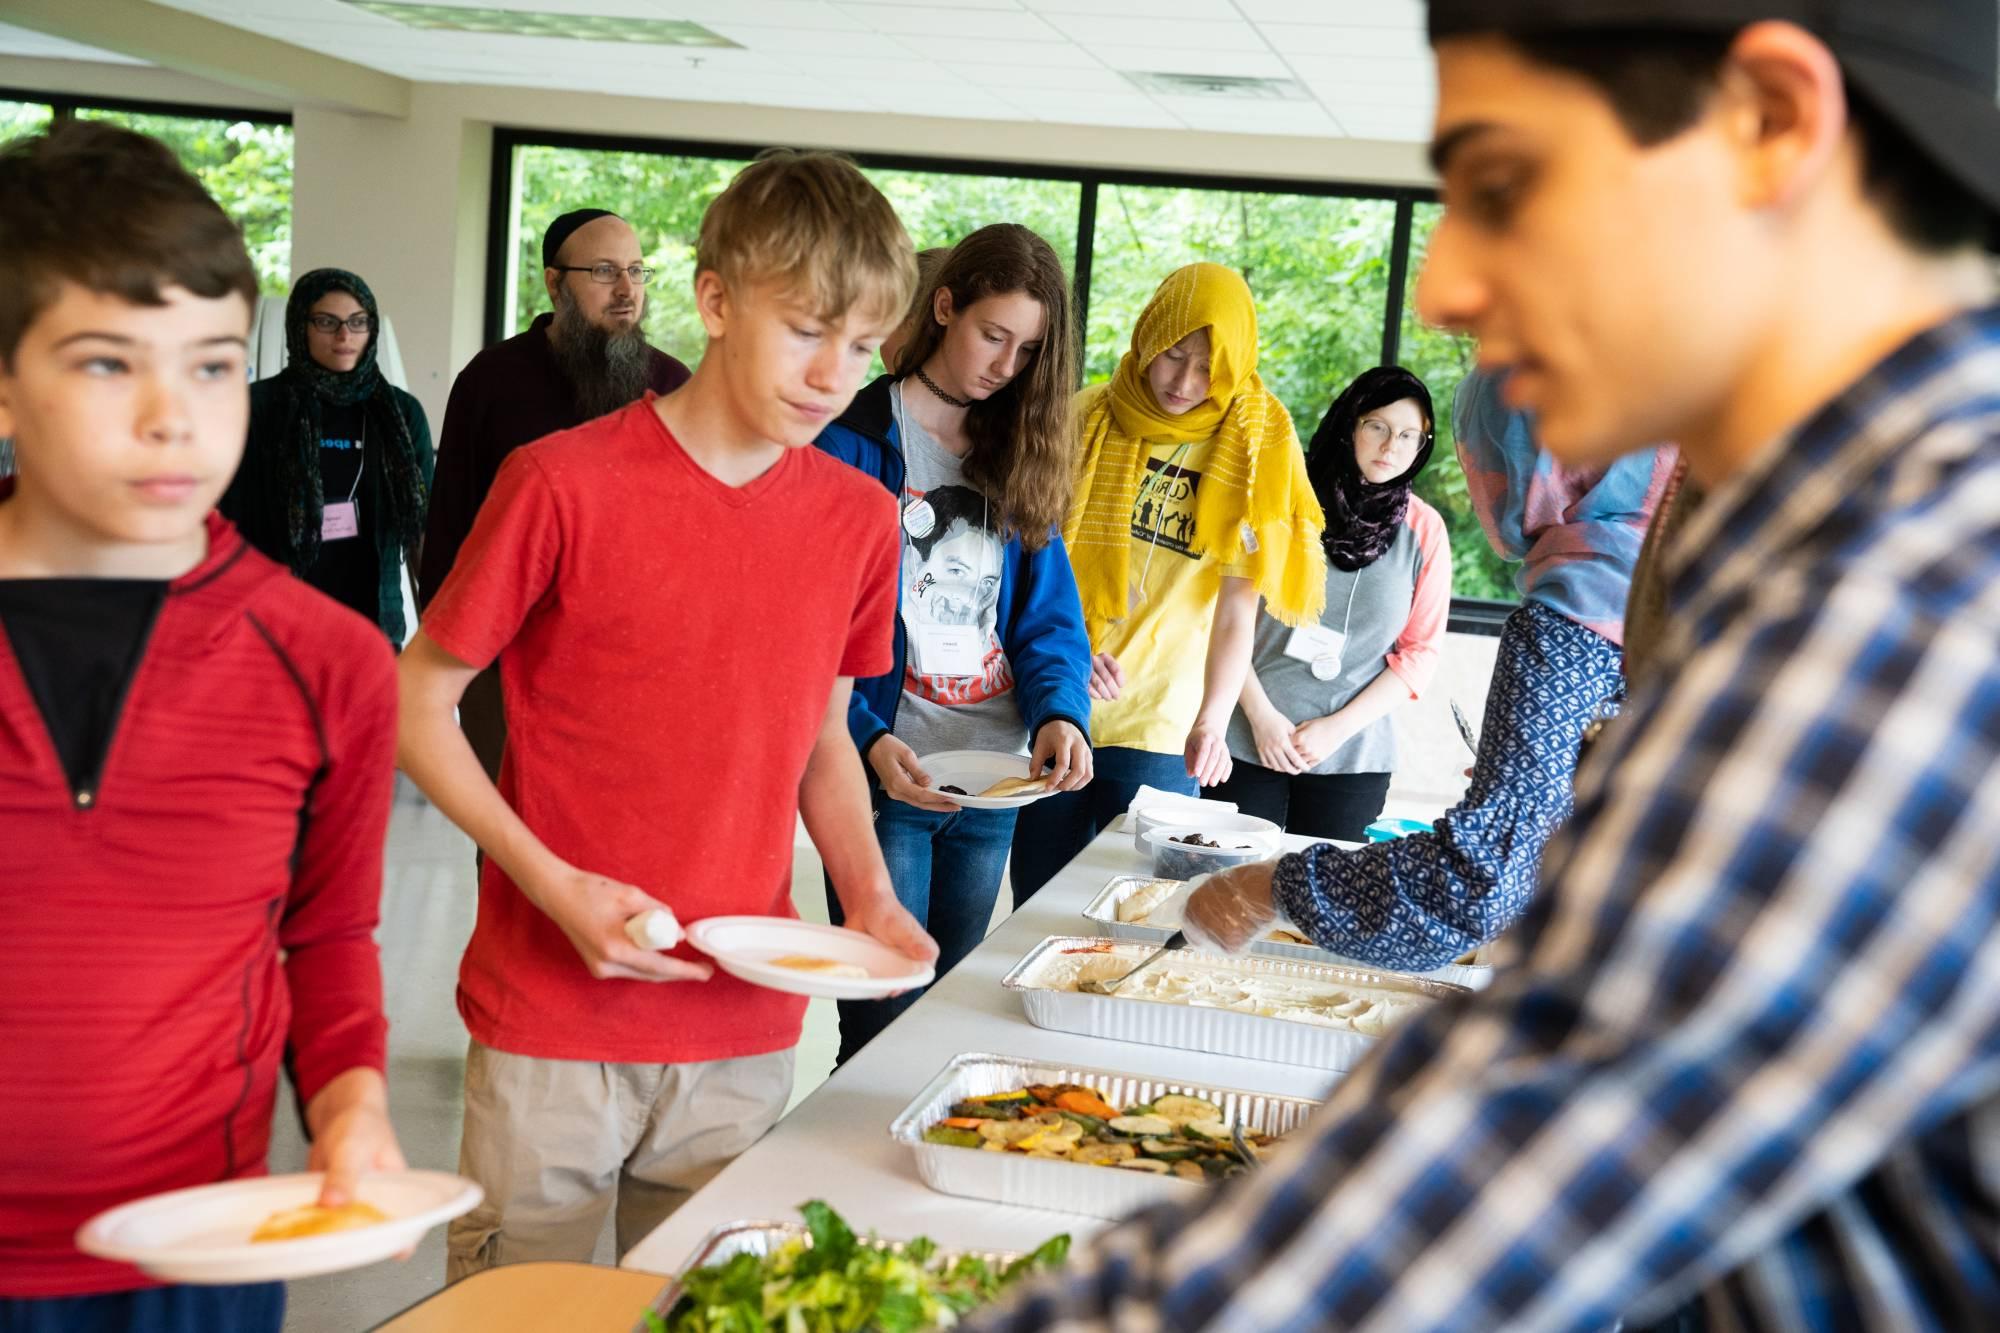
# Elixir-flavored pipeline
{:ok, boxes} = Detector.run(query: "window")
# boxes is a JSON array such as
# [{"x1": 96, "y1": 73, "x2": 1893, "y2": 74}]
[
  {"x1": 1399, "y1": 203, "x2": 1516, "y2": 602},
  {"x1": 506, "y1": 143, "x2": 1082, "y2": 373},
  {"x1": 1088, "y1": 184, "x2": 1398, "y2": 446},
  {"x1": 1, "y1": 99, "x2": 51, "y2": 142},
  {"x1": 76, "y1": 108, "x2": 294, "y2": 296},
  {"x1": 489, "y1": 131, "x2": 1521, "y2": 621}
]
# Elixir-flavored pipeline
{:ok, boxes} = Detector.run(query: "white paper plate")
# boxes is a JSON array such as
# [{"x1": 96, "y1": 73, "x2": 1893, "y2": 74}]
[
  {"x1": 921, "y1": 749, "x2": 1056, "y2": 810},
  {"x1": 75, "y1": 1170, "x2": 481, "y2": 1285},
  {"x1": 686, "y1": 916, "x2": 936, "y2": 999}
]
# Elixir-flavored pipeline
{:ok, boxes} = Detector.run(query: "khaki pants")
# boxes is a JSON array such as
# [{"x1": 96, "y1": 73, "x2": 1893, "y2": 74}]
[{"x1": 445, "y1": 1040, "x2": 795, "y2": 1282}]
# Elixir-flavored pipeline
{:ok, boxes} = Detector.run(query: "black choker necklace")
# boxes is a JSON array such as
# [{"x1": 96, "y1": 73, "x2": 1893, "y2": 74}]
[{"x1": 913, "y1": 366, "x2": 971, "y2": 409}]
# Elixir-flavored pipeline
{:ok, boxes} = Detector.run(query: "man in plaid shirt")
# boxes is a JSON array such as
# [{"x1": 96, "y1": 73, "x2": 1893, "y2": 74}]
[{"x1": 970, "y1": 2, "x2": 2000, "y2": 1329}]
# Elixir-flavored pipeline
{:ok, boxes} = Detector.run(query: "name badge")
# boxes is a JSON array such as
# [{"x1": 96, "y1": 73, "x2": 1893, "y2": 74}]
[
  {"x1": 902, "y1": 500, "x2": 936, "y2": 539},
  {"x1": 911, "y1": 624, "x2": 984, "y2": 677},
  {"x1": 321, "y1": 501, "x2": 359, "y2": 541},
  {"x1": 1284, "y1": 624, "x2": 1345, "y2": 681}
]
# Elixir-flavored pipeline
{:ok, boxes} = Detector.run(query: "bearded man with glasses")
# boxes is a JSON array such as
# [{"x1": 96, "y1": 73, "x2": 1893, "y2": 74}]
[{"x1": 417, "y1": 208, "x2": 691, "y2": 780}]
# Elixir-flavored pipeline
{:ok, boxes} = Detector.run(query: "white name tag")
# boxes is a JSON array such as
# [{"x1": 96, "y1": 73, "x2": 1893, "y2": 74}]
[
  {"x1": 321, "y1": 501, "x2": 359, "y2": 541},
  {"x1": 910, "y1": 624, "x2": 984, "y2": 677},
  {"x1": 1284, "y1": 624, "x2": 1346, "y2": 681}
]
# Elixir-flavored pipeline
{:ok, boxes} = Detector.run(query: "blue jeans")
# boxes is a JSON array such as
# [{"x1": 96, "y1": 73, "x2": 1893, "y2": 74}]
[
  {"x1": 1, "y1": 1284, "x2": 283, "y2": 1333},
  {"x1": 828, "y1": 794, "x2": 1018, "y2": 1064},
  {"x1": 1008, "y1": 746, "x2": 1197, "y2": 907}
]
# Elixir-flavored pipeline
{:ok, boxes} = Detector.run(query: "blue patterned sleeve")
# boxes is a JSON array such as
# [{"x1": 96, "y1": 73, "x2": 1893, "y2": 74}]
[{"x1": 1273, "y1": 604, "x2": 1625, "y2": 970}]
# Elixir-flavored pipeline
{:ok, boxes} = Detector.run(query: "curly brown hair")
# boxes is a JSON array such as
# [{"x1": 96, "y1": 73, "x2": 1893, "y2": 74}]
[{"x1": 893, "y1": 223, "x2": 1076, "y2": 552}]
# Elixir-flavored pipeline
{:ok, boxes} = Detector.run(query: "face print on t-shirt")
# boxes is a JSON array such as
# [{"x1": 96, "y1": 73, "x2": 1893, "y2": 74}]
[{"x1": 902, "y1": 482, "x2": 1013, "y2": 706}]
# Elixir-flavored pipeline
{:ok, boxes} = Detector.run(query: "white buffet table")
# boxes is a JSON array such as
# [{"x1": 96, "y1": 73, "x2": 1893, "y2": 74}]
[{"x1": 622, "y1": 824, "x2": 1348, "y2": 1276}]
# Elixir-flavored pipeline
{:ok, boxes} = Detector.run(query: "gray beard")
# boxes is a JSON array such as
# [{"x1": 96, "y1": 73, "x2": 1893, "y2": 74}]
[{"x1": 549, "y1": 288, "x2": 654, "y2": 421}]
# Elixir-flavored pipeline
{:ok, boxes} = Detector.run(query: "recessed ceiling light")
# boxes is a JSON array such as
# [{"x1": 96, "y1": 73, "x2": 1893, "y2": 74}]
[
  {"x1": 1123, "y1": 71, "x2": 1307, "y2": 100},
  {"x1": 341, "y1": 2, "x2": 741, "y2": 47}
]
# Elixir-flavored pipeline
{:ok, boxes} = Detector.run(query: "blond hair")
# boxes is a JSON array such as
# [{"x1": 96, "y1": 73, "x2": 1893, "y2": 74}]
[{"x1": 696, "y1": 148, "x2": 916, "y2": 328}]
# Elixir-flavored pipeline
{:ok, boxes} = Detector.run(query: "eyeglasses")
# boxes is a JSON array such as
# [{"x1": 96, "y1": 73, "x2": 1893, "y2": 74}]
[
  {"x1": 552, "y1": 263, "x2": 654, "y2": 286},
  {"x1": 1357, "y1": 418, "x2": 1428, "y2": 450},
  {"x1": 306, "y1": 313, "x2": 373, "y2": 335}
]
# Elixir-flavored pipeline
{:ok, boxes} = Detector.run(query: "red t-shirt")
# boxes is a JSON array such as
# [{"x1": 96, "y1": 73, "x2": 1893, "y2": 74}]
[{"x1": 422, "y1": 398, "x2": 898, "y2": 1063}]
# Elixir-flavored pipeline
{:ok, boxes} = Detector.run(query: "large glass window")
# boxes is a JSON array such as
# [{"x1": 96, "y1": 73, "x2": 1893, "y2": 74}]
[
  {"x1": 1087, "y1": 184, "x2": 1397, "y2": 444},
  {"x1": 493, "y1": 134, "x2": 1518, "y2": 617},
  {"x1": 1, "y1": 100, "x2": 51, "y2": 142},
  {"x1": 1399, "y1": 203, "x2": 1515, "y2": 601},
  {"x1": 77, "y1": 108, "x2": 294, "y2": 295},
  {"x1": 508, "y1": 145, "x2": 1082, "y2": 372}
]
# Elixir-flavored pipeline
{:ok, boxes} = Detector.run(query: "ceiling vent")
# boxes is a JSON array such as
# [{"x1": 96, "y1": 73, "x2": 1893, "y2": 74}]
[
  {"x1": 1123, "y1": 71, "x2": 1308, "y2": 100},
  {"x1": 342, "y1": 2, "x2": 741, "y2": 47}
]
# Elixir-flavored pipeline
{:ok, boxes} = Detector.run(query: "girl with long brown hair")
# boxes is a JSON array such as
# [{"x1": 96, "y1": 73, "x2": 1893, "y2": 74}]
[{"x1": 814, "y1": 222, "x2": 1093, "y2": 1062}]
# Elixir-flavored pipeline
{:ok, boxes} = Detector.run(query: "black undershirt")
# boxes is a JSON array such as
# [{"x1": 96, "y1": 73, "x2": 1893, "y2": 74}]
[
  {"x1": 306, "y1": 401, "x2": 379, "y2": 622},
  {"x1": 0, "y1": 579, "x2": 167, "y2": 798}
]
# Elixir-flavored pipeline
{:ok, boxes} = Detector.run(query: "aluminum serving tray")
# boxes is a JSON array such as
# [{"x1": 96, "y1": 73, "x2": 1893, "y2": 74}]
[
  {"x1": 641, "y1": 1219, "x2": 1026, "y2": 1327},
  {"x1": 888, "y1": 1051, "x2": 1323, "y2": 1219},
  {"x1": 1084, "y1": 874, "x2": 1495, "y2": 990},
  {"x1": 1002, "y1": 935, "x2": 1469, "y2": 1070}
]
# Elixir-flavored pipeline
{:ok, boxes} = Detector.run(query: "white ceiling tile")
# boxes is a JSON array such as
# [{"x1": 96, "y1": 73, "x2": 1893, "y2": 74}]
[
  {"x1": 891, "y1": 33, "x2": 1103, "y2": 66},
  {"x1": 1259, "y1": 23, "x2": 1429, "y2": 60},
  {"x1": 1288, "y1": 54, "x2": 1434, "y2": 90},
  {"x1": 704, "y1": 23, "x2": 911, "y2": 57},
  {"x1": 1039, "y1": 14, "x2": 1268, "y2": 53},
  {"x1": 1102, "y1": 46, "x2": 1291, "y2": 79},
  {"x1": 1238, "y1": 0, "x2": 1424, "y2": 25},
  {"x1": 939, "y1": 61, "x2": 1133, "y2": 93},
  {"x1": 1016, "y1": 93, "x2": 1179, "y2": 127},
  {"x1": 1023, "y1": 0, "x2": 1234, "y2": 15},
  {"x1": 831, "y1": 3, "x2": 1061, "y2": 39},
  {"x1": 655, "y1": 0, "x2": 867, "y2": 28}
]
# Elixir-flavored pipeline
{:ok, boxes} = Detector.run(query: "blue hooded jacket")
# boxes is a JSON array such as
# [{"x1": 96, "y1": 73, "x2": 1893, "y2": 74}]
[{"x1": 814, "y1": 375, "x2": 1092, "y2": 763}]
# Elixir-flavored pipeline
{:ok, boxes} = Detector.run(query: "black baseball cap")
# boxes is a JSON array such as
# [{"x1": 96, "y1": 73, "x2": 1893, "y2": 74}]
[
  {"x1": 1427, "y1": 0, "x2": 2000, "y2": 247},
  {"x1": 541, "y1": 208, "x2": 620, "y2": 270}
]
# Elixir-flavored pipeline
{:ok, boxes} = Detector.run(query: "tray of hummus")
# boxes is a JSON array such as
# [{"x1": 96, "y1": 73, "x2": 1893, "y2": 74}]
[
  {"x1": 1083, "y1": 875, "x2": 1494, "y2": 989},
  {"x1": 1001, "y1": 936, "x2": 1467, "y2": 1070}
]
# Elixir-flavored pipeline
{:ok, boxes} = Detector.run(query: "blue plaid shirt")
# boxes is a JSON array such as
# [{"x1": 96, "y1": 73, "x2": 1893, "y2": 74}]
[{"x1": 968, "y1": 305, "x2": 2000, "y2": 1332}]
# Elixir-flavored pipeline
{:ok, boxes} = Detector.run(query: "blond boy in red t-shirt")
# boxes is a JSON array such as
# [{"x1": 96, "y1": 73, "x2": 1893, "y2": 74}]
[{"x1": 398, "y1": 150, "x2": 936, "y2": 1276}]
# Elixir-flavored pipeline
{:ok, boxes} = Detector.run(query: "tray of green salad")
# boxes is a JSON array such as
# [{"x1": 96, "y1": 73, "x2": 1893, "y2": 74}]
[{"x1": 638, "y1": 1200, "x2": 1069, "y2": 1332}]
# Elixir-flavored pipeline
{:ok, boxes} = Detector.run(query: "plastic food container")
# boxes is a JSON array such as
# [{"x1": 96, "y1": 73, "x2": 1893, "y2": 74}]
[
  {"x1": 1082, "y1": 874, "x2": 1493, "y2": 989},
  {"x1": 1145, "y1": 825, "x2": 1280, "y2": 880},
  {"x1": 1129, "y1": 805, "x2": 1280, "y2": 856},
  {"x1": 1001, "y1": 936, "x2": 1467, "y2": 1070},
  {"x1": 1365, "y1": 817, "x2": 1432, "y2": 842},
  {"x1": 888, "y1": 1052, "x2": 1322, "y2": 1218}
]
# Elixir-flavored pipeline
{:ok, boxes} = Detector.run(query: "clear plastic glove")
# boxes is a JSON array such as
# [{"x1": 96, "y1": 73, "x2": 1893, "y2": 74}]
[{"x1": 1180, "y1": 862, "x2": 1280, "y2": 954}]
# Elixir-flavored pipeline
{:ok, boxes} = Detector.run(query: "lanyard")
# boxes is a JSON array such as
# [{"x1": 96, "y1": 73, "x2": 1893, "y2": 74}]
[{"x1": 338, "y1": 415, "x2": 367, "y2": 507}]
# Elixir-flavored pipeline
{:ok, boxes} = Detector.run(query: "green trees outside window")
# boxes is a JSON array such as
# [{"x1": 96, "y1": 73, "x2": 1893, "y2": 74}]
[
  {"x1": 506, "y1": 142, "x2": 1516, "y2": 604},
  {"x1": 76, "y1": 109, "x2": 294, "y2": 297}
]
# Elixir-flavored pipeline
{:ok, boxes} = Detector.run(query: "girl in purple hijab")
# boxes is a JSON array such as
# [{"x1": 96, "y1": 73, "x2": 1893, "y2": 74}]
[{"x1": 1183, "y1": 368, "x2": 1676, "y2": 969}]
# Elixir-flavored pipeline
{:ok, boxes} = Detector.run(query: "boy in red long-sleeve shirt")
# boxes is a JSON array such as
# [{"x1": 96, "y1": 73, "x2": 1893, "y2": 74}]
[{"x1": 0, "y1": 122, "x2": 403, "y2": 1333}]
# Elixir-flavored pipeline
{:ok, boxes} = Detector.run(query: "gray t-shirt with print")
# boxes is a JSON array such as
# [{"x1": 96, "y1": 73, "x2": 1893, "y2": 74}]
[
  {"x1": 888, "y1": 383, "x2": 1027, "y2": 760},
  {"x1": 1226, "y1": 517, "x2": 1425, "y2": 776}
]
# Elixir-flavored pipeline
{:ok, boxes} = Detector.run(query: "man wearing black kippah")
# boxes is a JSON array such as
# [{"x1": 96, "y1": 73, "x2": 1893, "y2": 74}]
[
  {"x1": 967, "y1": 2, "x2": 2000, "y2": 1330},
  {"x1": 417, "y1": 208, "x2": 690, "y2": 778}
]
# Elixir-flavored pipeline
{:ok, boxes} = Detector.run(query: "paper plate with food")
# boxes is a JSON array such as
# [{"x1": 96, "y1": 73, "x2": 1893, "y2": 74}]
[
  {"x1": 922, "y1": 749, "x2": 1060, "y2": 809},
  {"x1": 75, "y1": 1170, "x2": 481, "y2": 1284},
  {"x1": 685, "y1": 916, "x2": 936, "y2": 999}
]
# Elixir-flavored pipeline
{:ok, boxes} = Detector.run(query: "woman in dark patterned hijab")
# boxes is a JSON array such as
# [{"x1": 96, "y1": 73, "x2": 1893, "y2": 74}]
[{"x1": 223, "y1": 267, "x2": 433, "y2": 642}]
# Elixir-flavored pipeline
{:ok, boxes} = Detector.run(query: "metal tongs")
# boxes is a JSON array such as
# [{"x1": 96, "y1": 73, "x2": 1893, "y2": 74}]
[{"x1": 1079, "y1": 931, "x2": 1186, "y2": 996}]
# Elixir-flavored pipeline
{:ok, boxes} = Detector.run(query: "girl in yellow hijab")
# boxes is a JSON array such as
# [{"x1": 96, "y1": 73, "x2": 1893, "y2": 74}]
[{"x1": 1011, "y1": 263, "x2": 1326, "y2": 902}]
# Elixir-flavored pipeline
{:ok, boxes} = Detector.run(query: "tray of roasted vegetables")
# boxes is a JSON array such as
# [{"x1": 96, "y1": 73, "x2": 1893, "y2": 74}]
[
  {"x1": 639, "y1": 1199, "x2": 1068, "y2": 1332},
  {"x1": 887, "y1": 1052, "x2": 1321, "y2": 1219}
]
